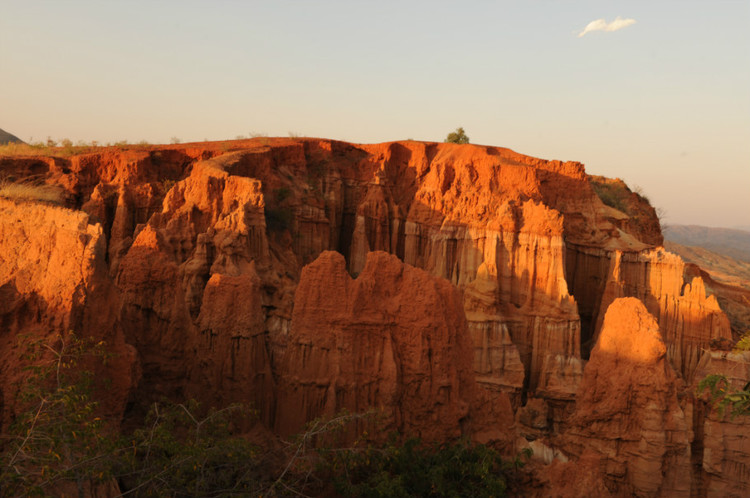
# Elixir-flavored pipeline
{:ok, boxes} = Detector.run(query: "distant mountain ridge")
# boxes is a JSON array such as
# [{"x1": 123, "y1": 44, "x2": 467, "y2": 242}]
[
  {"x1": 666, "y1": 224, "x2": 750, "y2": 263},
  {"x1": 664, "y1": 241, "x2": 750, "y2": 291},
  {"x1": 0, "y1": 128, "x2": 24, "y2": 144}
]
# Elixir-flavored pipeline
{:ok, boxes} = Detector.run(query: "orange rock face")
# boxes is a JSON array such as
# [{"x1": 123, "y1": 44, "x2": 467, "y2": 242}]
[
  {"x1": 274, "y1": 251, "x2": 512, "y2": 442},
  {"x1": 564, "y1": 298, "x2": 692, "y2": 497},
  {"x1": 566, "y1": 245, "x2": 731, "y2": 379},
  {"x1": 0, "y1": 138, "x2": 743, "y2": 494},
  {"x1": 0, "y1": 198, "x2": 137, "y2": 430},
  {"x1": 114, "y1": 156, "x2": 275, "y2": 421}
]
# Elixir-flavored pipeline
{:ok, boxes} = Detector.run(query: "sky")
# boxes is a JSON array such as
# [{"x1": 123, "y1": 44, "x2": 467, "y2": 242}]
[{"x1": 1, "y1": 1, "x2": 748, "y2": 228}]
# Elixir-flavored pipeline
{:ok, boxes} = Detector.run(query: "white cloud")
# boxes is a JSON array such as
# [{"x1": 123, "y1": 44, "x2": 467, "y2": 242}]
[{"x1": 578, "y1": 17, "x2": 637, "y2": 38}]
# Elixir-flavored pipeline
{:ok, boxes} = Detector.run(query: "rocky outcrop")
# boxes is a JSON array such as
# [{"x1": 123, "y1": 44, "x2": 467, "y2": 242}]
[
  {"x1": 563, "y1": 298, "x2": 692, "y2": 497},
  {"x1": 0, "y1": 138, "x2": 742, "y2": 494},
  {"x1": 274, "y1": 250, "x2": 514, "y2": 442},
  {"x1": 572, "y1": 246, "x2": 732, "y2": 380},
  {"x1": 115, "y1": 156, "x2": 277, "y2": 422},
  {"x1": 0, "y1": 198, "x2": 137, "y2": 430}
]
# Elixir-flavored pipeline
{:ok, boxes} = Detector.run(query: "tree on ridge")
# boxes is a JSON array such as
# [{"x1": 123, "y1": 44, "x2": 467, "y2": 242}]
[{"x1": 444, "y1": 127, "x2": 470, "y2": 144}]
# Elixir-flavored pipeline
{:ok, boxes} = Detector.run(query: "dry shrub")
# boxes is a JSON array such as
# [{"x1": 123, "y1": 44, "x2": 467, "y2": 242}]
[
  {"x1": 0, "y1": 180, "x2": 65, "y2": 205},
  {"x1": 0, "y1": 141, "x2": 101, "y2": 157}
]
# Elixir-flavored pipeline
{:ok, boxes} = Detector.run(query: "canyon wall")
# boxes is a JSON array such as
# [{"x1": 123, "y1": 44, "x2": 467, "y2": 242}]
[
  {"x1": 563, "y1": 298, "x2": 692, "y2": 497},
  {"x1": 0, "y1": 138, "x2": 744, "y2": 494},
  {"x1": 0, "y1": 198, "x2": 137, "y2": 431},
  {"x1": 273, "y1": 250, "x2": 513, "y2": 442}
]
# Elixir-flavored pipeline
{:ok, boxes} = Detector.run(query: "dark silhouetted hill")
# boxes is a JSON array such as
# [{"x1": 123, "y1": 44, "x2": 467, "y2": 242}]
[{"x1": 0, "y1": 128, "x2": 24, "y2": 144}]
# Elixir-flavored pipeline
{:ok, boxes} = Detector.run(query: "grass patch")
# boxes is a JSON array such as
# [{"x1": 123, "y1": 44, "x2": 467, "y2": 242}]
[
  {"x1": 590, "y1": 178, "x2": 630, "y2": 214},
  {"x1": 0, "y1": 180, "x2": 65, "y2": 205},
  {"x1": 0, "y1": 141, "x2": 101, "y2": 158}
]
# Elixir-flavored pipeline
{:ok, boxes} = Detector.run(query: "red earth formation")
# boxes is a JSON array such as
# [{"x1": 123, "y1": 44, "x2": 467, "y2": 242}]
[{"x1": 0, "y1": 138, "x2": 747, "y2": 496}]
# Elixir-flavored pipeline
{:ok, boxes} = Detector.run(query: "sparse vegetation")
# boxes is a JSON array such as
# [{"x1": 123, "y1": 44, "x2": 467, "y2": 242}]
[
  {"x1": 697, "y1": 374, "x2": 750, "y2": 418},
  {"x1": 323, "y1": 435, "x2": 529, "y2": 497},
  {"x1": 0, "y1": 333, "x2": 530, "y2": 496},
  {"x1": 0, "y1": 333, "x2": 116, "y2": 497},
  {"x1": 632, "y1": 185, "x2": 650, "y2": 204},
  {"x1": 0, "y1": 180, "x2": 65, "y2": 205},
  {"x1": 0, "y1": 140, "x2": 100, "y2": 158},
  {"x1": 655, "y1": 206, "x2": 668, "y2": 233},
  {"x1": 697, "y1": 333, "x2": 750, "y2": 418},
  {"x1": 589, "y1": 176, "x2": 667, "y2": 237},
  {"x1": 590, "y1": 179, "x2": 629, "y2": 213},
  {"x1": 161, "y1": 178, "x2": 177, "y2": 194},
  {"x1": 117, "y1": 401, "x2": 265, "y2": 496},
  {"x1": 0, "y1": 137, "x2": 155, "y2": 157},
  {"x1": 444, "y1": 127, "x2": 470, "y2": 144}
]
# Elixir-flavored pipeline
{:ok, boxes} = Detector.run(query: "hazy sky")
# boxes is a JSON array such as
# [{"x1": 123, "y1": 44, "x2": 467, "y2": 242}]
[{"x1": 2, "y1": 1, "x2": 748, "y2": 228}]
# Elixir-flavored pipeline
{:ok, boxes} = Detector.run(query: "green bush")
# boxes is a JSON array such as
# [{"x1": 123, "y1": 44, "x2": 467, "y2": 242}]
[
  {"x1": 734, "y1": 332, "x2": 750, "y2": 352},
  {"x1": 0, "y1": 333, "x2": 116, "y2": 497},
  {"x1": 590, "y1": 180, "x2": 629, "y2": 213},
  {"x1": 324, "y1": 435, "x2": 525, "y2": 497},
  {"x1": 0, "y1": 334, "x2": 267, "y2": 497},
  {"x1": 444, "y1": 127, "x2": 470, "y2": 144},
  {"x1": 697, "y1": 374, "x2": 750, "y2": 418},
  {"x1": 117, "y1": 401, "x2": 264, "y2": 496}
]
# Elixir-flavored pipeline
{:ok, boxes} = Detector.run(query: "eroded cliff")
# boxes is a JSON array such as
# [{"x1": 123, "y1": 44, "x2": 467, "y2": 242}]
[
  {"x1": 0, "y1": 137, "x2": 744, "y2": 495},
  {"x1": 563, "y1": 298, "x2": 691, "y2": 497},
  {"x1": 0, "y1": 198, "x2": 137, "y2": 431}
]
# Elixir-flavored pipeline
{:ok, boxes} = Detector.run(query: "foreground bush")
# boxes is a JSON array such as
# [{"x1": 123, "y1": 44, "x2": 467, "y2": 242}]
[
  {"x1": 116, "y1": 401, "x2": 265, "y2": 497},
  {"x1": 322, "y1": 435, "x2": 527, "y2": 498},
  {"x1": 0, "y1": 334, "x2": 116, "y2": 497}
]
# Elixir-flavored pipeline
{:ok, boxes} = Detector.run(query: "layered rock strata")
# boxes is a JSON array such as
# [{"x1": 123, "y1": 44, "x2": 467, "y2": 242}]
[
  {"x1": 563, "y1": 297, "x2": 692, "y2": 497},
  {"x1": 567, "y1": 244, "x2": 732, "y2": 380},
  {"x1": 115, "y1": 156, "x2": 276, "y2": 424},
  {"x1": 274, "y1": 250, "x2": 515, "y2": 442},
  {"x1": 0, "y1": 138, "x2": 742, "y2": 493}
]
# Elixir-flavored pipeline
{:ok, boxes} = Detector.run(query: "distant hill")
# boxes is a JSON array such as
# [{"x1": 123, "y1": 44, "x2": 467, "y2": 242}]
[
  {"x1": 665, "y1": 240, "x2": 750, "y2": 336},
  {"x1": 0, "y1": 128, "x2": 24, "y2": 144},
  {"x1": 666, "y1": 224, "x2": 750, "y2": 263},
  {"x1": 664, "y1": 241, "x2": 750, "y2": 290}
]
